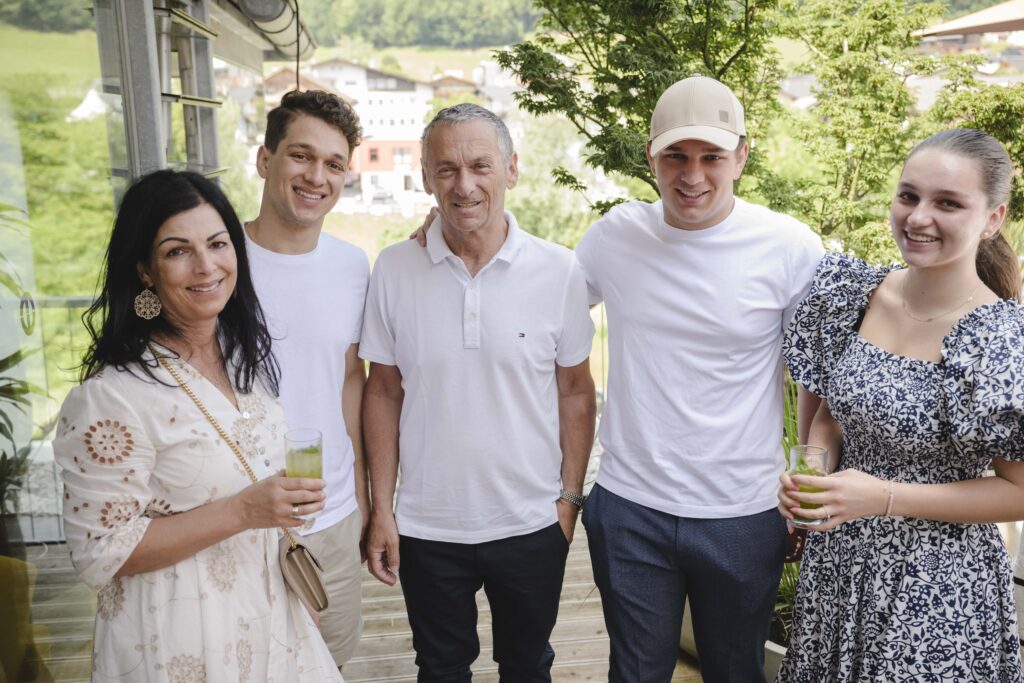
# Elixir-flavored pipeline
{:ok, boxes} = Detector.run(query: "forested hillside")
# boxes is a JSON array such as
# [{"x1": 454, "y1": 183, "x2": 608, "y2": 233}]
[
  {"x1": 1, "y1": 0, "x2": 1001, "y2": 47},
  {"x1": 942, "y1": 0, "x2": 1006, "y2": 15},
  {"x1": 301, "y1": 0, "x2": 538, "y2": 48}
]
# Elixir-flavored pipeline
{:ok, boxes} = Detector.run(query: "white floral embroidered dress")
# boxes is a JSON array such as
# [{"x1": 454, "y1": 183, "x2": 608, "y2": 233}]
[{"x1": 54, "y1": 348, "x2": 342, "y2": 682}]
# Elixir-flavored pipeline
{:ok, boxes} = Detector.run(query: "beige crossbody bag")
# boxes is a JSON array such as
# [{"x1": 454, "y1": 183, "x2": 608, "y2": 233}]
[{"x1": 152, "y1": 348, "x2": 330, "y2": 614}]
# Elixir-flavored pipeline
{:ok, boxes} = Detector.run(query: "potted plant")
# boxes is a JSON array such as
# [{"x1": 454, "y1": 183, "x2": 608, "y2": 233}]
[
  {"x1": 0, "y1": 347, "x2": 39, "y2": 556},
  {"x1": 0, "y1": 202, "x2": 42, "y2": 558},
  {"x1": 764, "y1": 561, "x2": 798, "y2": 678}
]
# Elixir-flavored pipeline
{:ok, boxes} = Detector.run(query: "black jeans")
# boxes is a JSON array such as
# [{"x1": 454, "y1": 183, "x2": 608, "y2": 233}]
[{"x1": 399, "y1": 522, "x2": 570, "y2": 682}]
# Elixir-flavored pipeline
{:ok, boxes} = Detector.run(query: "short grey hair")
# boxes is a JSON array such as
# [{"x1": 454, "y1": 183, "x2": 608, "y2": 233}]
[{"x1": 421, "y1": 103, "x2": 514, "y2": 166}]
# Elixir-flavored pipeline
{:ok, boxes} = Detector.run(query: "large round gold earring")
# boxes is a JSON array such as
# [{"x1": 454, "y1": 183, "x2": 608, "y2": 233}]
[{"x1": 134, "y1": 287, "x2": 162, "y2": 320}]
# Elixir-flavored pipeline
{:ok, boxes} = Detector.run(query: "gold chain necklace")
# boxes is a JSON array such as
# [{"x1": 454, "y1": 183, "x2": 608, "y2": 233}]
[{"x1": 900, "y1": 273, "x2": 981, "y2": 323}]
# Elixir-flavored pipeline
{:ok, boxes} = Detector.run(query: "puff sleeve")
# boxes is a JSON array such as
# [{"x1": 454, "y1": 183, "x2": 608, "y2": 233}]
[
  {"x1": 942, "y1": 303, "x2": 1024, "y2": 463},
  {"x1": 783, "y1": 252, "x2": 892, "y2": 398},
  {"x1": 53, "y1": 371, "x2": 156, "y2": 590}
]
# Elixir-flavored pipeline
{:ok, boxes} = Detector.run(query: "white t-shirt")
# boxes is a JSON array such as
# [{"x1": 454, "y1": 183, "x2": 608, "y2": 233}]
[
  {"x1": 359, "y1": 213, "x2": 594, "y2": 543},
  {"x1": 576, "y1": 198, "x2": 824, "y2": 518},
  {"x1": 246, "y1": 231, "x2": 369, "y2": 535}
]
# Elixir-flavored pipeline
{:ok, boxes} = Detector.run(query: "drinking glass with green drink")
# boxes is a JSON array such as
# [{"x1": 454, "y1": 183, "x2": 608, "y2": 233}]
[
  {"x1": 788, "y1": 445, "x2": 834, "y2": 529},
  {"x1": 285, "y1": 429, "x2": 322, "y2": 529},
  {"x1": 285, "y1": 428, "x2": 323, "y2": 478}
]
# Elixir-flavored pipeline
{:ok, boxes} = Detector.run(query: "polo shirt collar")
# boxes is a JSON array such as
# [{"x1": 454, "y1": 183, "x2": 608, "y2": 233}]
[{"x1": 425, "y1": 211, "x2": 524, "y2": 266}]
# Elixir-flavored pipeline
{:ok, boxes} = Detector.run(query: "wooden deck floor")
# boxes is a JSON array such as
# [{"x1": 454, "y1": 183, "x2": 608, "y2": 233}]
[{"x1": 25, "y1": 523, "x2": 703, "y2": 682}]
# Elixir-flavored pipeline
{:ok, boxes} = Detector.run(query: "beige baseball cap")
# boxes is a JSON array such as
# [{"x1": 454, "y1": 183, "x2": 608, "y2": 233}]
[{"x1": 649, "y1": 76, "x2": 746, "y2": 155}]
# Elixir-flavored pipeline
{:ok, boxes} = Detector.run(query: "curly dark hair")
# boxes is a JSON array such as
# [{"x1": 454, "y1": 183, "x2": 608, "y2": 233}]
[
  {"x1": 265, "y1": 90, "x2": 362, "y2": 153},
  {"x1": 81, "y1": 170, "x2": 279, "y2": 394}
]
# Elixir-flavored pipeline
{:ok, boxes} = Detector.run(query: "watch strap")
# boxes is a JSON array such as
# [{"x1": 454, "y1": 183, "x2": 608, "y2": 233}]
[{"x1": 559, "y1": 488, "x2": 586, "y2": 509}]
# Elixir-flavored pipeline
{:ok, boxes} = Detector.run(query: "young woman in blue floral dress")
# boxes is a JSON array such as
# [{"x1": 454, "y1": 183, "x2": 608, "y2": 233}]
[{"x1": 777, "y1": 129, "x2": 1024, "y2": 682}]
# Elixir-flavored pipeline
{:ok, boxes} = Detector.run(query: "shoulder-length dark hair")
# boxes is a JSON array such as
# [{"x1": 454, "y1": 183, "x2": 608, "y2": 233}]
[{"x1": 81, "y1": 170, "x2": 279, "y2": 394}]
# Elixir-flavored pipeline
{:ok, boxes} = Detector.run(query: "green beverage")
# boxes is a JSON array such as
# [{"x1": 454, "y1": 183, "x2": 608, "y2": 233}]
[
  {"x1": 284, "y1": 428, "x2": 323, "y2": 478},
  {"x1": 286, "y1": 444, "x2": 323, "y2": 478},
  {"x1": 788, "y1": 445, "x2": 832, "y2": 529},
  {"x1": 793, "y1": 458, "x2": 824, "y2": 518}
]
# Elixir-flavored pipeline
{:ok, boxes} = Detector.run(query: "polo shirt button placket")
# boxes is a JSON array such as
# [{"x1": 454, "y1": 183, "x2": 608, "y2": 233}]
[{"x1": 464, "y1": 281, "x2": 481, "y2": 349}]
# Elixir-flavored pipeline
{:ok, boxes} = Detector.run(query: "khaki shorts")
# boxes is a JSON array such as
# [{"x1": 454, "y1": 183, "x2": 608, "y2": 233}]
[{"x1": 300, "y1": 508, "x2": 364, "y2": 668}]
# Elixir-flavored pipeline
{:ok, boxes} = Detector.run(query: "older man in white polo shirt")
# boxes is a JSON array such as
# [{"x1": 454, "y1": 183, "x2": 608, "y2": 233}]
[{"x1": 361, "y1": 103, "x2": 596, "y2": 682}]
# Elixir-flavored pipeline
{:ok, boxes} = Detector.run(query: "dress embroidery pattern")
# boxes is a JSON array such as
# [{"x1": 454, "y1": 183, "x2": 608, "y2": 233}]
[
  {"x1": 85, "y1": 419, "x2": 134, "y2": 464},
  {"x1": 236, "y1": 639, "x2": 253, "y2": 682},
  {"x1": 98, "y1": 495, "x2": 140, "y2": 530},
  {"x1": 232, "y1": 393, "x2": 269, "y2": 466},
  {"x1": 166, "y1": 654, "x2": 207, "y2": 683},
  {"x1": 96, "y1": 577, "x2": 125, "y2": 621},
  {"x1": 205, "y1": 543, "x2": 238, "y2": 593}
]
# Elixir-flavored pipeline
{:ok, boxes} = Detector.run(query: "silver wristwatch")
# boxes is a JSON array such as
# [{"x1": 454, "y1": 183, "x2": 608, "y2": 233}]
[{"x1": 559, "y1": 488, "x2": 586, "y2": 509}]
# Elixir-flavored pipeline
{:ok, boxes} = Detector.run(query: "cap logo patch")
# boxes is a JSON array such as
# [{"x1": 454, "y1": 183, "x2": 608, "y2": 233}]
[{"x1": 719, "y1": 111, "x2": 730, "y2": 123}]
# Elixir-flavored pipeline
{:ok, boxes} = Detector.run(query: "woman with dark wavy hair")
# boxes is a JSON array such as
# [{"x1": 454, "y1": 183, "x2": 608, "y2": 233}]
[
  {"x1": 777, "y1": 129, "x2": 1024, "y2": 681},
  {"x1": 55, "y1": 170, "x2": 342, "y2": 681}
]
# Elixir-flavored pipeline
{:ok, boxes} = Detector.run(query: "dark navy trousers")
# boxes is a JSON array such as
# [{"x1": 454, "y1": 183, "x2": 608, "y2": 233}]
[
  {"x1": 584, "y1": 483, "x2": 787, "y2": 683},
  {"x1": 399, "y1": 522, "x2": 570, "y2": 682}
]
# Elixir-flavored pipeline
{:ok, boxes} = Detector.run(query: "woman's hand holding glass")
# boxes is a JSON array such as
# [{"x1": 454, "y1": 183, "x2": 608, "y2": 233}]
[
  {"x1": 232, "y1": 470, "x2": 326, "y2": 529},
  {"x1": 779, "y1": 467, "x2": 891, "y2": 532}
]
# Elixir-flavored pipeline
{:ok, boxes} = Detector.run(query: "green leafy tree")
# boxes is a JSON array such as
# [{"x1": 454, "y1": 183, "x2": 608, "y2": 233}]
[
  {"x1": 752, "y1": 0, "x2": 946, "y2": 263},
  {"x1": 0, "y1": 74, "x2": 116, "y2": 404},
  {"x1": 0, "y1": 0, "x2": 90, "y2": 33},
  {"x1": 940, "y1": 0, "x2": 1003, "y2": 17},
  {"x1": 499, "y1": 0, "x2": 1018, "y2": 265},
  {"x1": 379, "y1": 54, "x2": 405, "y2": 75},
  {"x1": 0, "y1": 75, "x2": 114, "y2": 297},
  {"x1": 929, "y1": 76, "x2": 1024, "y2": 262},
  {"x1": 426, "y1": 91, "x2": 485, "y2": 123},
  {"x1": 298, "y1": 0, "x2": 337, "y2": 47},
  {"x1": 506, "y1": 113, "x2": 598, "y2": 249},
  {"x1": 216, "y1": 99, "x2": 260, "y2": 221},
  {"x1": 495, "y1": 0, "x2": 783, "y2": 210},
  {"x1": 306, "y1": 0, "x2": 538, "y2": 49},
  {"x1": 930, "y1": 77, "x2": 1024, "y2": 223}
]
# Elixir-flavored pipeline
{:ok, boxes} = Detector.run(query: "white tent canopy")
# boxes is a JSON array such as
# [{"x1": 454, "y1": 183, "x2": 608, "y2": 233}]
[{"x1": 919, "y1": 0, "x2": 1024, "y2": 37}]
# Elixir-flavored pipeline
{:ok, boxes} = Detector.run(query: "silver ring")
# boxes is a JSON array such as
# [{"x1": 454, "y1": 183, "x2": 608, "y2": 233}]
[{"x1": 291, "y1": 504, "x2": 300, "y2": 516}]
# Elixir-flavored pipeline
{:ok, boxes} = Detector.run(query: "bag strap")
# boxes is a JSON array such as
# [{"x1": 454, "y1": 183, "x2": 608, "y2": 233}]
[{"x1": 149, "y1": 345, "x2": 299, "y2": 551}]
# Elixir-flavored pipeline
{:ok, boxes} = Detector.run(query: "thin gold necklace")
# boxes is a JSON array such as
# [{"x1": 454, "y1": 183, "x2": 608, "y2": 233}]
[{"x1": 900, "y1": 273, "x2": 981, "y2": 323}]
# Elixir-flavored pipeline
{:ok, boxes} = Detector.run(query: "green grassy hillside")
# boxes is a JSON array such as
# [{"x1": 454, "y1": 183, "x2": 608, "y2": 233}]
[{"x1": 0, "y1": 24, "x2": 99, "y2": 79}]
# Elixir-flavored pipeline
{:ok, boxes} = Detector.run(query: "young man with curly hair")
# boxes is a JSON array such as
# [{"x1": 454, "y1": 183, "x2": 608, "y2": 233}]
[{"x1": 245, "y1": 90, "x2": 369, "y2": 671}]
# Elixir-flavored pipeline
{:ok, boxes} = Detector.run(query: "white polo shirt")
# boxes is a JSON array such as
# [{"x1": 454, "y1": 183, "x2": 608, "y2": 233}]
[
  {"x1": 576, "y1": 198, "x2": 824, "y2": 518},
  {"x1": 359, "y1": 212, "x2": 594, "y2": 543}
]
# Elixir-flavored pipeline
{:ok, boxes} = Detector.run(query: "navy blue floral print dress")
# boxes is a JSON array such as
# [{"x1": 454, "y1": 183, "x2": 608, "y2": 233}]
[{"x1": 779, "y1": 253, "x2": 1024, "y2": 683}]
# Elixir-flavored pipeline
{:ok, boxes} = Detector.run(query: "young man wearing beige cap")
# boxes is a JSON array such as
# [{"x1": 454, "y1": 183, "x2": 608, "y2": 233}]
[{"x1": 576, "y1": 75, "x2": 824, "y2": 682}]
